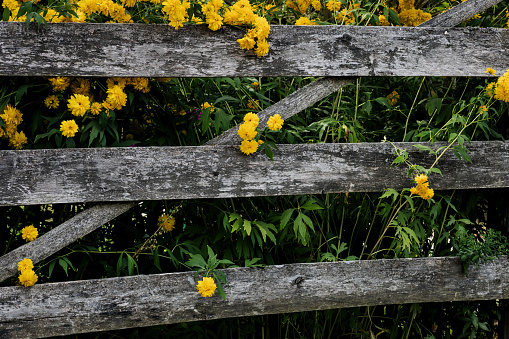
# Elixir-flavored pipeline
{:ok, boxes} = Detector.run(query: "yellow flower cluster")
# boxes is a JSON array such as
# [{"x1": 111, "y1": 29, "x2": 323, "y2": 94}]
[
  {"x1": 286, "y1": 0, "x2": 320, "y2": 14},
  {"x1": 202, "y1": 0, "x2": 224, "y2": 31},
  {"x1": 18, "y1": 258, "x2": 38, "y2": 287},
  {"x1": 387, "y1": 90, "x2": 400, "y2": 105},
  {"x1": 495, "y1": 69, "x2": 509, "y2": 102},
  {"x1": 21, "y1": 225, "x2": 38, "y2": 242},
  {"x1": 326, "y1": 0, "x2": 360, "y2": 25},
  {"x1": 201, "y1": 102, "x2": 215, "y2": 113},
  {"x1": 486, "y1": 67, "x2": 497, "y2": 76},
  {"x1": 77, "y1": 0, "x2": 133, "y2": 23},
  {"x1": 410, "y1": 174, "x2": 434, "y2": 200},
  {"x1": 68, "y1": 94, "x2": 91, "y2": 117},
  {"x1": 158, "y1": 214, "x2": 176, "y2": 232},
  {"x1": 225, "y1": 0, "x2": 271, "y2": 57},
  {"x1": 162, "y1": 0, "x2": 191, "y2": 29},
  {"x1": 0, "y1": 104, "x2": 28, "y2": 150},
  {"x1": 49, "y1": 77, "x2": 71, "y2": 92},
  {"x1": 295, "y1": 17, "x2": 318, "y2": 25},
  {"x1": 196, "y1": 276, "x2": 217, "y2": 297},
  {"x1": 396, "y1": 0, "x2": 430, "y2": 27},
  {"x1": 238, "y1": 112, "x2": 259, "y2": 155},
  {"x1": 486, "y1": 82, "x2": 497, "y2": 98}
]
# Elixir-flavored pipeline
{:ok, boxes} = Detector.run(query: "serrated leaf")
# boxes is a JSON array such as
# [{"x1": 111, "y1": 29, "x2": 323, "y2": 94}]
[
  {"x1": 300, "y1": 213, "x2": 315, "y2": 232},
  {"x1": 186, "y1": 253, "x2": 207, "y2": 270},
  {"x1": 243, "y1": 220, "x2": 252, "y2": 236}
]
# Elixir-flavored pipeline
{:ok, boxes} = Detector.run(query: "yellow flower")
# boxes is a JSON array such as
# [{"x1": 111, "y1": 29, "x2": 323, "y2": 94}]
[
  {"x1": 70, "y1": 78, "x2": 91, "y2": 96},
  {"x1": 495, "y1": 69, "x2": 509, "y2": 102},
  {"x1": 237, "y1": 36, "x2": 256, "y2": 50},
  {"x1": 378, "y1": 14, "x2": 391, "y2": 26},
  {"x1": 251, "y1": 81, "x2": 260, "y2": 90},
  {"x1": 9, "y1": 131, "x2": 28, "y2": 150},
  {"x1": 201, "y1": 102, "x2": 215, "y2": 113},
  {"x1": 414, "y1": 174, "x2": 427, "y2": 185},
  {"x1": 106, "y1": 85, "x2": 127, "y2": 110},
  {"x1": 1, "y1": 104, "x2": 23, "y2": 128},
  {"x1": 295, "y1": 17, "x2": 317, "y2": 25},
  {"x1": 238, "y1": 122, "x2": 258, "y2": 140},
  {"x1": 247, "y1": 99, "x2": 260, "y2": 110},
  {"x1": 106, "y1": 77, "x2": 128, "y2": 89},
  {"x1": 486, "y1": 67, "x2": 497, "y2": 76},
  {"x1": 267, "y1": 114, "x2": 284, "y2": 131},
  {"x1": 90, "y1": 102, "x2": 103, "y2": 115},
  {"x1": 44, "y1": 95, "x2": 60, "y2": 109},
  {"x1": 240, "y1": 139, "x2": 259, "y2": 155},
  {"x1": 18, "y1": 258, "x2": 34, "y2": 271},
  {"x1": 158, "y1": 214, "x2": 176, "y2": 232},
  {"x1": 162, "y1": 0, "x2": 190, "y2": 29},
  {"x1": 18, "y1": 269, "x2": 38, "y2": 287},
  {"x1": 421, "y1": 188, "x2": 434, "y2": 200},
  {"x1": 196, "y1": 276, "x2": 217, "y2": 297},
  {"x1": 67, "y1": 94, "x2": 91, "y2": 117},
  {"x1": 60, "y1": 120, "x2": 79, "y2": 138},
  {"x1": 387, "y1": 90, "x2": 399, "y2": 105},
  {"x1": 480, "y1": 105, "x2": 488, "y2": 113},
  {"x1": 128, "y1": 77, "x2": 151, "y2": 93},
  {"x1": 243, "y1": 112, "x2": 259, "y2": 126},
  {"x1": 21, "y1": 225, "x2": 38, "y2": 241},
  {"x1": 486, "y1": 82, "x2": 497, "y2": 98},
  {"x1": 49, "y1": 77, "x2": 71, "y2": 92}
]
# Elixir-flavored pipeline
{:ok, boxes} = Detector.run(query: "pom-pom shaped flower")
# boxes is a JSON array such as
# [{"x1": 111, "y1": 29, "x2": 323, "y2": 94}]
[
  {"x1": 240, "y1": 139, "x2": 259, "y2": 155},
  {"x1": 267, "y1": 114, "x2": 284, "y2": 131},
  {"x1": 21, "y1": 225, "x2": 38, "y2": 242},
  {"x1": 196, "y1": 276, "x2": 217, "y2": 297},
  {"x1": 243, "y1": 112, "x2": 259, "y2": 126},
  {"x1": 49, "y1": 77, "x2": 71, "y2": 92},
  {"x1": 44, "y1": 95, "x2": 60, "y2": 109},
  {"x1": 158, "y1": 214, "x2": 176, "y2": 232},
  {"x1": 410, "y1": 174, "x2": 434, "y2": 200},
  {"x1": 60, "y1": 120, "x2": 79, "y2": 138},
  {"x1": 67, "y1": 94, "x2": 91, "y2": 117},
  {"x1": 18, "y1": 258, "x2": 34, "y2": 271},
  {"x1": 295, "y1": 17, "x2": 317, "y2": 25},
  {"x1": 9, "y1": 131, "x2": 28, "y2": 150},
  {"x1": 238, "y1": 122, "x2": 258, "y2": 141},
  {"x1": 19, "y1": 269, "x2": 38, "y2": 287},
  {"x1": 495, "y1": 69, "x2": 509, "y2": 102}
]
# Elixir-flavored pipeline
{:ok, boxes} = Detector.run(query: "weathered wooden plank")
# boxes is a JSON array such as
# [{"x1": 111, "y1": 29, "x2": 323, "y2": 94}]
[
  {"x1": 1, "y1": 23, "x2": 508, "y2": 78},
  {"x1": 0, "y1": 202, "x2": 136, "y2": 283},
  {"x1": 207, "y1": 77, "x2": 354, "y2": 145},
  {"x1": 1, "y1": 256, "x2": 508, "y2": 338},
  {"x1": 421, "y1": 0, "x2": 504, "y2": 28},
  {"x1": 1, "y1": 141, "x2": 508, "y2": 206}
]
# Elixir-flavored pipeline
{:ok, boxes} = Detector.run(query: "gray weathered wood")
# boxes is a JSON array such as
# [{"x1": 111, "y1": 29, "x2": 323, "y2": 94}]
[
  {"x1": 1, "y1": 256, "x2": 508, "y2": 338},
  {"x1": 207, "y1": 77, "x2": 354, "y2": 145},
  {"x1": 1, "y1": 141, "x2": 508, "y2": 206},
  {"x1": 420, "y1": 0, "x2": 504, "y2": 27},
  {"x1": 1, "y1": 23, "x2": 509, "y2": 78},
  {"x1": 0, "y1": 202, "x2": 136, "y2": 283}
]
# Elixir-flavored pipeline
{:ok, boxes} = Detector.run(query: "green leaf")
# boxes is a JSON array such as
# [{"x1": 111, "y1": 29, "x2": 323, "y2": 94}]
[
  {"x1": 59, "y1": 258, "x2": 68, "y2": 277},
  {"x1": 300, "y1": 213, "x2": 315, "y2": 232},
  {"x1": 126, "y1": 253, "x2": 137, "y2": 276},
  {"x1": 15, "y1": 85, "x2": 28, "y2": 105},
  {"x1": 3, "y1": 7, "x2": 10, "y2": 21},
  {"x1": 280, "y1": 208, "x2": 294, "y2": 230},
  {"x1": 186, "y1": 253, "x2": 207, "y2": 270},
  {"x1": 151, "y1": 248, "x2": 162, "y2": 272},
  {"x1": 264, "y1": 144, "x2": 274, "y2": 160},
  {"x1": 380, "y1": 188, "x2": 399, "y2": 203},
  {"x1": 116, "y1": 252, "x2": 124, "y2": 277},
  {"x1": 413, "y1": 144, "x2": 435, "y2": 154},
  {"x1": 245, "y1": 258, "x2": 263, "y2": 267},
  {"x1": 300, "y1": 200, "x2": 323, "y2": 211},
  {"x1": 65, "y1": 137, "x2": 75, "y2": 148},
  {"x1": 243, "y1": 220, "x2": 252, "y2": 236},
  {"x1": 214, "y1": 95, "x2": 240, "y2": 104},
  {"x1": 48, "y1": 260, "x2": 56, "y2": 278},
  {"x1": 215, "y1": 278, "x2": 227, "y2": 300},
  {"x1": 428, "y1": 167, "x2": 442, "y2": 176},
  {"x1": 34, "y1": 128, "x2": 59, "y2": 143}
]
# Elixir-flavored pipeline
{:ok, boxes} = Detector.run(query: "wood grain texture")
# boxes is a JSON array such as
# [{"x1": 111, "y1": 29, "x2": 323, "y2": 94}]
[
  {"x1": 1, "y1": 23, "x2": 509, "y2": 78},
  {"x1": 1, "y1": 256, "x2": 508, "y2": 338},
  {"x1": 0, "y1": 202, "x2": 136, "y2": 283},
  {"x1": 1, "y1": 141, "x2": 508, "y2": 206},
  {"x1": 420, "y1": 0, "x2": 504, "y2": 27}
]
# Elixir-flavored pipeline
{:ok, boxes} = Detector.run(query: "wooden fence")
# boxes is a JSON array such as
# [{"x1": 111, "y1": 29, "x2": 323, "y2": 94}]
[{"x1": 0, "y1": 0, "x2": 508, "y2": 337}]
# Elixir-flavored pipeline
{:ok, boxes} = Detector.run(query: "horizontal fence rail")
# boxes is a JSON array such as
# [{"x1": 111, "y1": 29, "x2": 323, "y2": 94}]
[
  {"x1": 1, "y1": 141, "x2": 508, "y2": 206},
  {"x1": 1, "y1": 256, "x2": 508, "y2": 338},
  {"x1": 1, "y1": 23, "x2": 508, "y2": 77}
]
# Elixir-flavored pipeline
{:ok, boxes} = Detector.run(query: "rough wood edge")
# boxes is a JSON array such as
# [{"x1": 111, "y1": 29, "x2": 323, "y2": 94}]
[
  {"x1": 2, "y1": 141, "x2": 508, "y2": 206},
  {"x1": 420, "y1": 0, "x2": 504, "y2": 27},
  {"x1": 0, "y1": 202, "x2": 136, "y2": 283},
  {"x1": 1, "y1": 256, "x2": 508, "y2": 338}
]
